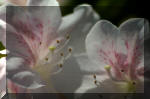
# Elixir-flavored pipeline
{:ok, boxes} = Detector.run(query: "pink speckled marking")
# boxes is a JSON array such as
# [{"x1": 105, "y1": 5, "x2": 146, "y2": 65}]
[
  {"x1": 98, "y1": 37, "x2": 143, "y2": 80},
  {"x1": 10, "y1": 13, "x2": 59, "y2": 68}
]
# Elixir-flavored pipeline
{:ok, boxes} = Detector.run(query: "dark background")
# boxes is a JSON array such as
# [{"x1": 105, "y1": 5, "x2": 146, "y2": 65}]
[{"x1": 60, "y1": 0, "x2": 149, "y2": 26}]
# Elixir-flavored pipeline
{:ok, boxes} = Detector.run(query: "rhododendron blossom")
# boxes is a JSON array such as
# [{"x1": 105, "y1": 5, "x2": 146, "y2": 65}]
[
  {"x1": 76, "y1": 18, "x2": 148, "y2": 94},
  {"x1": 0, "y1": 0, "x2": 99, "y2": 93}
]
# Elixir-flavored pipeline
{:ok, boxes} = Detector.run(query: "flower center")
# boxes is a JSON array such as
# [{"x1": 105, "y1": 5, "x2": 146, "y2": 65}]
[
  {"x1": 118, "y1": 81, "x2": 137, "y2": 93},
  {"x1": 93, "y1": 65, "x2": 140, "y2": 93},
  {"x1": 31, "y1": 34, "x2": 72, "y2": 92},
  {"x1": 104, "y1": 65, "x2": 138, "y2": 92}
]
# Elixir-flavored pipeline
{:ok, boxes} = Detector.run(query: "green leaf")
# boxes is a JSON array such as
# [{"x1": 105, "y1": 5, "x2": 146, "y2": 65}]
[{"x1": 0, "y1": 42, "x2": 5, "y2": 50}]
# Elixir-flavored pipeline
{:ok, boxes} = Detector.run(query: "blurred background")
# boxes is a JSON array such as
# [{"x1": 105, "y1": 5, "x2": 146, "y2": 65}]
[
  {"x1": 0, "y1": 0, "x2": 149, "y2": 49},
  {"x1": 59, "y1": 0, "x2": 149, "y2": 24}
]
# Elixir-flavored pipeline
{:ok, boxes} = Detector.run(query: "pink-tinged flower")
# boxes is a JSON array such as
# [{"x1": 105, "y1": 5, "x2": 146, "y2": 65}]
[
  {"x1": 77, "y1": 18, "x2": 149, "y2": 93},
  {"x1": 0, "y1": 0, "x2": 99, "y2": 93}
]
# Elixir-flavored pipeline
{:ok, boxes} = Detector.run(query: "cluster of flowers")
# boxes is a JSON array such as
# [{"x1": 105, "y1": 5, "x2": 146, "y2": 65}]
[{"x1": 0, "y1": 0, "x2": 149, "y2": 98}]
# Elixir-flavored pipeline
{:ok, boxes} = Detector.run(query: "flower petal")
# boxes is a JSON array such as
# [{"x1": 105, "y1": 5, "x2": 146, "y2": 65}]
[
  {"x1": 6, "y1": 6, "x2": 62, "y2": 65},
  {"x1": 118, "y1": 18, "x2": 145, "y2": 56},
  {"x1": 119, "y1": 18, "x2": 146, "y2": 40},
  {"x1": 7, "y1": 6, "x2": 61, "y2": 54},
  {"x1": 7, "y1": 79, "x2": 28, "y2": 93},
  {"x1": 75, "y1": 53, "x2": 106, "y2": 72},
  {"x1": 143, "y1": 19, "x2": 149, "y2": 40},
  {"x1": 75, "y1": 74, "x2": 108, "y2": 93},
  {"x1": 7, "y1": 57, "x2": 45, "y2": 89},
  {"x1": 58, "y1": 4, "x2": 100, "y2": 54},
  {"x1": 119, "y1": 18, "x2": 146, "y2": 78},
  {"x1": 0, "y1": 4, "x2": 6, "y2": 21},
  {"x1": 85, "y1": 20, "x2": 119, "y2": 66},
  {"x1": 6, "y1": 6, "x2": 61, "y2": 89},
  {"x1": 51, "y1": 56, "x2": 84, "y2": 93},
  {"x1": 8, "y1": 0, "x2": 27, "y2": 6},
  {"x1": 27, "y1": 0, "x2": 59, "y2": 6}
]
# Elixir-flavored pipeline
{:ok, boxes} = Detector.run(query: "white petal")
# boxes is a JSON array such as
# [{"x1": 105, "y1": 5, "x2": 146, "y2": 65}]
[
  {"x1": 75, "y1": 75, "x2": 98, "y2": 93},
  {"x1": 27, "y1": 0, "x2": 59, "y2": 6},
  {"x1": 7, "y1": 6, "x2": 61, "y2": 52},
  {"x1": 119, "y1": 18, "x2": 146, "y2": 39},
  {"x1": 6, "y1": 6, "x2": 62, "y2": 63},
  {"x1": 86, "y1": 20, "x2": 119, "y2": 66},
  {"x1": 142, "y1": 19, "x2": 149, "y2": 40},
  {"x1": 51, "y1": 56, "x2": 85, "y2": 93},
  {"x1": 0, "y1": 4, "x2": 6, "y2": 21},
  {"x1": 119, "y1": 18, "x2": 145, "y2": 71},
  {"x1": 75, "y1": 53, "x2": 106, "y2": 72},
  {"x1": 58, "y1": 4, "x2": 100, "y2": 54},
  {"x1": 75, "y1": 74, "x2": 108, "y2": 93},
  {"x1": 7, "y1": 57, "x2": 45, "y2": 89}
]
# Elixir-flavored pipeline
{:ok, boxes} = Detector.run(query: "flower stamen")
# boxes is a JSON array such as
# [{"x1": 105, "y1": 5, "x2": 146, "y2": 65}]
[
  {"x1": 45, "y1": 57, "x2": 49, "y2": 61},
  {"x1": 49, "y1": 46, "x2": 56, "y2": 52},
  {"x1": 66, "y1": 34, "x2": 70, "y2": 40},
  {"x1": 121, "y1": 69, "x2": 124, "y2": 73},
  {"x1": 56, "y1": 40, "x2": 60, "y2": 44},
  {"x1": 58, "y1": 63, "x2": 63, "y2": 68},
  {"x1": 104, "y1": 65, "x2": 111, "y2": 71},
  {"x1": 68, "y1": 48, "x2": 72, "y2": 53},
  {"x1": 92, "y1": 74, "x2": 101, "y2": 86},
  {"x1": 93, "y1": 74, "x2": 96, "y2": 79},
  {"x1": 40, "y1": 42, "x2": 42, "y2": 45},
  {"x1": 104, "y1": 65, "x2": 124, "y2": 82},
  {"x1": 60, "y1": 53, "x2": 64, "y2": 57}
]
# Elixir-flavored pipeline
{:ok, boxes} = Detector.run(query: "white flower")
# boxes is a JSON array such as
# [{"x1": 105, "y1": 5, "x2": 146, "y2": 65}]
[
  {"x1": 0, "y1": 0, "x2": 100, "y2": 93},
  {"x1": 76, "y1": 18, "x2": 149, "y2": 94}
]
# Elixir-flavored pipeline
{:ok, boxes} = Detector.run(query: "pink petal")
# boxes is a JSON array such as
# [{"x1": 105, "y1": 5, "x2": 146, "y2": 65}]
[
  {"x1": 7, "y1": 6, "x2": 61, "y2": 67},
  {"x1": 119, "y1": 18, "x2": 145, "y2": 79}
]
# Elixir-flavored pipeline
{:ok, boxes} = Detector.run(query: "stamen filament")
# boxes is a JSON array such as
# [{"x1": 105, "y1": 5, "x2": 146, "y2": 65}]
[{"x1": 104, "y1": 65, "x2": 124, "y2": 82}]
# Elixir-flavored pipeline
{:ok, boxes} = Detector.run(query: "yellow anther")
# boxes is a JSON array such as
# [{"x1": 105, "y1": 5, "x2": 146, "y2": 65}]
[
  {"x1": 68, "y1": 48, "x2": 72, "y2": 52},
  {"x1": 45, "y1": 57, "x2": 48, "y2": 61},
  {"x1": 59, "y1": 64, "x2": 63, "y2": 68},
  {"x1": 93, "y1": 74, "x2": 96, "y2": 79},
  {"x1": 66, "y1": 35, "x2": 70, "y2": 39},
  {"x1": 60, "y1": 53, "x2": 64, "y2": 56},
  {"x1": 56, "y1": 40, "x2": 60, "y2": 43},
  {"x1": 104, "y1": 65, "x2": 111, "y2": 71},
  {"x1": 49, "y1": 46, "x2": 56, "y2": 52},
  {"x1": 121, "y1": 69, "x2": 124, "y2": 72},
  {"x1": 40, "y1": 42, "x2": 42, "y2": 45},
  {"x1": 94, "y1": 80, "x2": 97, "y2": 84}
]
